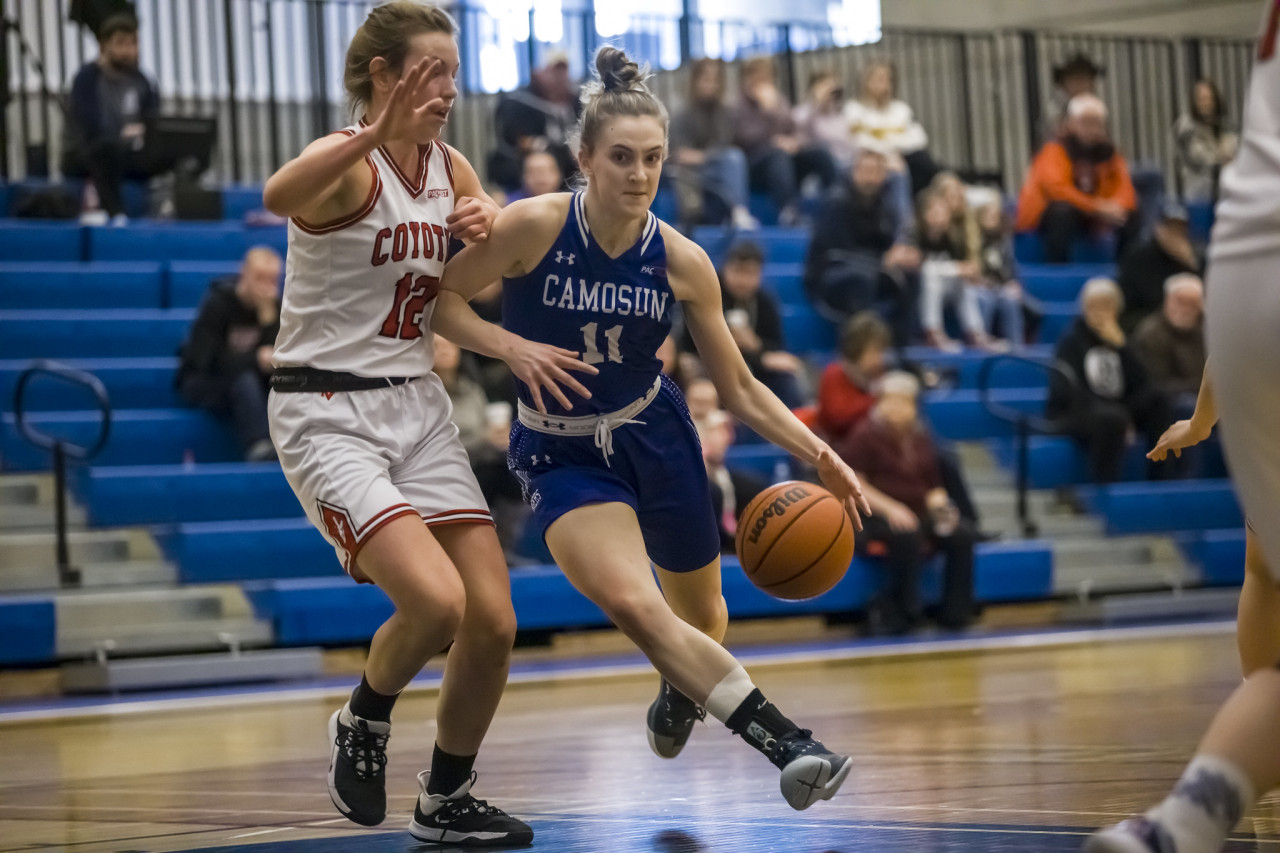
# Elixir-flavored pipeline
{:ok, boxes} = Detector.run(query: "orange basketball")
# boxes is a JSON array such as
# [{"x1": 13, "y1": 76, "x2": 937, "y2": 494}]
[{"x1": 735, "y1": 481, "x2": 855, "y2": 601}]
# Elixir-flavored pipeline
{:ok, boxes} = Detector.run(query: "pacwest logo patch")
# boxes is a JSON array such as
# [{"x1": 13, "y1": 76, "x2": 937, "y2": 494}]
[
  {"x1": 427, "y1": 188, "x2": 450, "y2": 198},
  {"x1": 745, "y1": 485, "x2": 811, "y2": 545}
]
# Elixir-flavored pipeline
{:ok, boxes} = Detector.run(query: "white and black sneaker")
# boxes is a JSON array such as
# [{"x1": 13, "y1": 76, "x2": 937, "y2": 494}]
[
  {"x1": 408, "y1": 770, "x2": 533, "y2": 847},
  {"x1": 646, "y1": 677, "x2": 706, "y2": 759},
  {"x1": 1083, "y1": 817, "x2": 1175, "y2": 852},
  {"x1": 327, "y1": 703, "x2": 390, "y2": 826},
  {"x1": 768, "y1": 729, "x2": 852, "y2": 810}
]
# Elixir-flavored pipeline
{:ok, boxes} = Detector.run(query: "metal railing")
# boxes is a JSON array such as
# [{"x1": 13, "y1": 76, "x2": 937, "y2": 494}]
[
  {"x1": 976, "y1": 353, "x2": 1077, "y2": 539},
  {"x1": 13, "y1": 361, "x2": 113, "y2": 588},
  {"x1": 1, "y1": 0, "x2": 1257, "y2": 195}
]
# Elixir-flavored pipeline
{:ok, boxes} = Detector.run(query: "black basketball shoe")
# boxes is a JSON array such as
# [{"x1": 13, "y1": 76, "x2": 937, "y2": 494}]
[
  {"x1": 327, "y1": 703, "x2": 390, "y2": 826},
  {"x1": 646, "y1": 677, "x2": 706, "y2": 759},
  {"x1": 767, "y1": 728, "x2": 852, "y2": 810},
  {"x1": 409, "y1": 770, "x2": 534, "y2": 847}
]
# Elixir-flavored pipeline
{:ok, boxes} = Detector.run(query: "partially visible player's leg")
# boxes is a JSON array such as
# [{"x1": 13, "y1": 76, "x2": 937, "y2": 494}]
[
  {"x1": 648, "y1": 562, "x2": 728, "y2": 758},
  {"x1": 1236, "y1": 529, "x2": 1280, "y2": 676},
  {"x1": 547, "y1": 502, "x2": 851, "y2": 810},
  {"x1": 407, "y1": 520, "x2": 532, "y2": 847}
]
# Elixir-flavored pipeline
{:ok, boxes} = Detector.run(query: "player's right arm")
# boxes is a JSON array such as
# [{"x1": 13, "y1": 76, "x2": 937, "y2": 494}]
[
  {"x1": 434, "y1": 194, "x2": 597, "y2": 412},
  {"x1": 1148, "y1": 363, "x2": 1218, "y2": 461}
]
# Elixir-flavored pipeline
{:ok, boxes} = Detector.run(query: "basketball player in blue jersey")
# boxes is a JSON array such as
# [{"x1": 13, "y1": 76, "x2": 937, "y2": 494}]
[{"x1": 430, "y1": 46, "x2": 872, "y2": 811}]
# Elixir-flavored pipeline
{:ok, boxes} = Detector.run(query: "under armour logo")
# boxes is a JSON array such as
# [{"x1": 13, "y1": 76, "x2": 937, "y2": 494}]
[
  {"x1": 540, "y1": 419, "x2": 566, "y2": 431},
  {"x1": 556, "y1": 251, "x2": 575, "y2": 265}
]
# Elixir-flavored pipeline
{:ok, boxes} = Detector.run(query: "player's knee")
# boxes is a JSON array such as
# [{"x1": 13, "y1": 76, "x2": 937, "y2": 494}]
[
  {"x1": 462, "y1": 597, "x2": 518, "y2": 651},
  {"x1": 681, "y1": 595, "x2": 727, "y2": 635},
  {"x1": 598, "y1": 588, "x2": 668, "y2": 643}
]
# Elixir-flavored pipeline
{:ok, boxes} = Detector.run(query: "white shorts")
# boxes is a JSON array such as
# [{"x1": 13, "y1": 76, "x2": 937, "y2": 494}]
[
  {"x1": 1206, "y1": 250, "x2": 1280, "y2": 582},
  {"x1": 268, "y1": 373, "x2": 491, "y2": 583}
]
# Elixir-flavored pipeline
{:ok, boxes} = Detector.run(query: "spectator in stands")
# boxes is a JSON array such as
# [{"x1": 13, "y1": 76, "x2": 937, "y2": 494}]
[
  {"x1": 488, "y1": 52, "x2": 578, "y2": 193},
  {"x1": 838, "y1": 371, "x2": 977, "y2": 635},
  {"x1": 932, "y1": 172, "x2": 981, "y2": 261},
  {"x1": 1016, "y1": 94, "x2": 1138, "y2": 264},
  {"x1": 692, "y1": 240, "x2": 806, "y2": 408},
  {"x1": 804, "y1": 149, "x2": 920, "y2": 344},
  {"x1": 815, "y1": 312, "x2": 889, "y2": 444},
  {"x1": 1046, "y1": 278, "x2": 1173, "y2": 483},
  {"x1": 916, "y1": 189, "x2": 1003, "y2": 352},
  {"x1": 502, "y1": 150, "x2": 563, "y2": 205},
  {"x1": 793, "y1": 70, "x2": 856, "y2": 172},
  {"x1": 670, "y1": 58, "x2": 757, "y2": 229},
  {"x1": 1133, "y1": 273, "x2": 1207, "y2": 411},
  {"x1": 1117, "y1": 201, "x2": 1200, "y2": 332},
  {"x1": 684, "y1": 377, "x2": 720, "y2": 424},
  {"x1": 975, "y1": 199, "x2": 1029, "y2": 348},
  {"x1": 733, "y1": 56, "x2": 837, "y2": 224},
  {"x1": 1045, "y1": 53, "x2": 1103, "y2": 141},
  {"x1": 62, "y1": 12, "x2": 160, "y2": 225},
  {"x1": 843, "y1": 59, "x2": 939, "y2": 195},
  {"x1": 431, "y1": 335, "x2": 522, "y2": 514},
  {"x1": 176, "y1": 247, "x2": 283, "y2": 462},
  {"x1": 698, "y1": 408, "x2": 768, "y2": 553},
  {"x1": 1175, "y1": 79, "x2": 1238, "y2": 203}
]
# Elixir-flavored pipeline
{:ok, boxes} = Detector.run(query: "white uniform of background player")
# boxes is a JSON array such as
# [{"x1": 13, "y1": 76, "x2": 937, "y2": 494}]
[
  {"x1": 270, "y1": 128, "x2": 490, "y2": 581},
  {"x1": 1206, "y1": 0, "x2": 1280, "y2": 579}
]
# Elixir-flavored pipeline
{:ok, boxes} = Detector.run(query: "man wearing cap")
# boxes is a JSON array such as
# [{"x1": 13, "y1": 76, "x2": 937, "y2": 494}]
[
  {"x1": 488, "y1": 52, "x2": 579, "y2": 193},
  {"x1": 1117, "y1": 201, "x2": 1201, "y2": 331},
  {"x1": 1045, "y1": 53, "x2": 1104, "y2": 141},
  {"x1": 1016, "y1": 93, "x2": 1139, "y2": 263}
]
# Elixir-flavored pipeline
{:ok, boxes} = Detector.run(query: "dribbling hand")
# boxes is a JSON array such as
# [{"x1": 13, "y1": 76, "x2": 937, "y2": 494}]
[
  {"x1": 369, "y1": 57, "x2": 448, "y2": 146},
  {"x1": 504, "y1": 338, "x2": 599, "y2": 414},
  {"x1": 813, "y1": 445, "x2": 872, "y2": 531},
  {"x1": 1147, "y1": 418, "x2": 1211, "y2": 462}
]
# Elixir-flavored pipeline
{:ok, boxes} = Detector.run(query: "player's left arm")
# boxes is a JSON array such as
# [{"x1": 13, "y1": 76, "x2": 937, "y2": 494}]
[
  {"x1": 442, "y1": 143, "x2": 501, "y2": 245},
  {"x1": 666, "y1": 226, "x2": 871, "y2": 524}
]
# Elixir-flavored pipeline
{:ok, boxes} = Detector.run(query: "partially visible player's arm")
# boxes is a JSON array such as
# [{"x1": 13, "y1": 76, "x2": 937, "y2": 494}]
[
  {"x1": 667, "y1": 228, "x2": 871, "y2": 524},
  {"x1": 442, "y1": 143, "x2": 500, "y2": 245},
  {"x1": 434, "y1": 197, "x2": 597, "y2": 412},
  {"x1": 262, "y1": 131, "x2": 379, "y2": 222},
  {"x1": 1148, "y1": 363, "x2": 1218, "y2": 461}
]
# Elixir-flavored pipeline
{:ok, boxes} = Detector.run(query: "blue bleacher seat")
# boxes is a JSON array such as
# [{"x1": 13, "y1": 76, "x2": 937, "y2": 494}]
[
  {"x1": 1037, "y1": 303, "x2": 1076, "y2": 343},
  {"x1": 1013, "y1": 231, "x2": 1116, "y2": 265},
  {"x1": 87, "y1": 222, "x2": 287, "y2": 262},
  {"x1": 1186, "y1": 200, "x2": 1215, "y2": 243},
  {"x1": 986, "y1": 435, "x2": 1146, "y2": 487},
  {"x1": 79, "y1": 462, "x2": 299, "y2": 526},
  {"x1": 1177, "y1": 528, "x2": 1246, "y2": 586},
  {"x1": 0, "y1": 408, "x2": 241, "y2": 471},
  {"x1": 159, "y1": 517, "x2": 341, "y2": 584},
  {"x1": 0, "y1": 357, "x2": 180, "y2": 413},
  {"x1": 0, "y1": 309, "x2": 194, "y2": 359},
  {"x1": 0, "y1": 262, "x2": 165, "y2": 309},
  {"x1": 692, "y1": 225, "x2": 810, "y2": 265},
  {"x1": 1017, "y1": 263, "x2": 1114, "y2": 302},
  {"x1": 1085, "y1": 479, "x2": 1242, "y2": 535},
  {"x1": 167, "y1": 260, "x2": 240, "y2": 308},
  {"x1": 762, "y1": 261, "x2": 805, "y2": 305},
  {"x1": 220, "y1": 186, "x2": 266, "y2": 220},
  {"x1": 922, "y1": 388, "x2": 1047, "y2": 441},
  {"x1": 0, "y1": 222, "x2": 84, "y2": 262},
  {"x1": 898, "y1": 345, "x2": 1054, "y2": 389},
  {"x1": 0, "y1": 595, "x2": 56, "y2": 664},
  {"x1": 779, "y1": 304, "x2": 837, "y2": 354}
]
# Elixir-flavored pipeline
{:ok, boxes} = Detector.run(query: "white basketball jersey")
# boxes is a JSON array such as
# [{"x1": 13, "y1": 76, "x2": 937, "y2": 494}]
[
  {"x1": 274, "y1": 126, "x2": 457, "y2": 377},
  {"x1": 1210, "y1": 0, "x2": 1280, "y2": 262}
]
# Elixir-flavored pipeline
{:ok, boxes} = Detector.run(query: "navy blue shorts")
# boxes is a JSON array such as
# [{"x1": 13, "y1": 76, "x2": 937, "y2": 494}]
[{"x1": 507, "y1": 374, "x2": 721, "y2": 573}]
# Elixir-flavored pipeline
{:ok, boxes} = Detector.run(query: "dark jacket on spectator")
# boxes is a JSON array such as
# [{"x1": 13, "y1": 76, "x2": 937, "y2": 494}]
[
  {"x1": 1133, "y1": 314, "x2": 1207, "y2": 397},
  {"x1": 837, "y1": 415, "x2": 944, "y2": 517},
  {"x1": 679, "y1": 283, "x2": 787, "y2": 378},
  {"x1": 672, "y1": 101, "x2": 736, "y2": 152},
  {"x1": 1116, "y1": 239, "x2": 1199, "y2": 331},
  {"x1": 709, "y1": 467, "x2": 767, "y2": 552},
  {"x1": 65, "y1": 61, "x2": 158, "y2": 154},
  {"x1": 804, "y1": 180, "x2": 900, "y2": 297},
  {"x1": 733, "y1": 93, "x2": 796, "y2": 161},
  {"x1": 1047, "y1": 317, "x2": 1149, "y2": 419},
  {"x1": 177, "y1": 278, "x2": 279, "y2": 386}
]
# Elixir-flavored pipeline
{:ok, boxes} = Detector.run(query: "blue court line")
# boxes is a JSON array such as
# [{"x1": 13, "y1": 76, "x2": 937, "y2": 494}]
[{"x1": 0, "y1": 619, "x2": 1236, "y2": 725}]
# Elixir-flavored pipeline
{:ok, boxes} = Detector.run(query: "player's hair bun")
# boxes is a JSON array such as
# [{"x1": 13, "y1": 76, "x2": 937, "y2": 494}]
[{"x1": 596, "y1": 46, "x2": 645, "y2": 94}]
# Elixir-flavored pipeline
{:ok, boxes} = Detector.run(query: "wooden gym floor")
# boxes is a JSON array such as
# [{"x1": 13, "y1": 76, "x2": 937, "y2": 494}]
[{"x1": 2, "y1": 621, "x2": 1278, "y2": 852}]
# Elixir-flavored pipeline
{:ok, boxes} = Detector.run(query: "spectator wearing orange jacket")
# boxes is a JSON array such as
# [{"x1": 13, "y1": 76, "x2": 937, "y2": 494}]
[{"x1": 1016, "y1": 94, "x2": 1139, "y2": 264}]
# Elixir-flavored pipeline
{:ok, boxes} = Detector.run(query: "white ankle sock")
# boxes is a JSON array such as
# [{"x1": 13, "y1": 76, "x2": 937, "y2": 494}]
[
  {"x1": 704, "y1": 666, "x2": 755, "y2": 724},
  {"x1": 1145, "y1": 755, "x2": 1255, "y2": 852}
]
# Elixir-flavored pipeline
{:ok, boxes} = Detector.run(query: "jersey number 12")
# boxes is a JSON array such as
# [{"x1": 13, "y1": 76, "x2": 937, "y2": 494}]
[
  {"x1": 380, "y1": 272, "x2": 440, "y2": 340},
  {"x1": 580, "y1": 322, "x2": 623, "y2": 365}
]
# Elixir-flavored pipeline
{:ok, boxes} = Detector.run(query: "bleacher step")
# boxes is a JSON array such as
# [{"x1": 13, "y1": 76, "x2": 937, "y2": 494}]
[
  {"x1": 0, "y1": 473, "x2": 88, "y2": 530},
  {"x1": 1061, "y1": 588, "x2": 1239, "y2": 625},
  {"x1": 54, "y1": 585, "x2": 273, "y2": 658},
  {"x1": 0, "y1": 559, "x2": 176, "y2": 593},
  {"x1": 0, "y1": 529, "x2": 159, "y2": 569},
  {"x1": 1053, "y1": 558, "x2": 1198, "y2": 598},
  {"x1": 1052, "y1": 536, "x2": 1181, "y2": 570},
  {"x1": 60, "y1": 647, "x2": 325, "y2": 694}
]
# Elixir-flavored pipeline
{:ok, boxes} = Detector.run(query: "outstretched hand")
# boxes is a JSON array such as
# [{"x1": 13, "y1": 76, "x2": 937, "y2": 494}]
[
  {"x1": 369, "y1": 57, "x2": 448, "y2": 146},
  {"x1": 1148, "y1": 418, "x2": 1212, "y2": 462},
  {"x1": 814, "y1": 445, "x2": 872, "y2": 532},
  {"x1": 504, "y1": 337, "x2": 599, "y2": 414}
]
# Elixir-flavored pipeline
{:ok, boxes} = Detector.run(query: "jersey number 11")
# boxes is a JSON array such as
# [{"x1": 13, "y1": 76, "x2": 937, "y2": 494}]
[{"x1": 580, "y1": 322, "x2": 623, "y2": 365}]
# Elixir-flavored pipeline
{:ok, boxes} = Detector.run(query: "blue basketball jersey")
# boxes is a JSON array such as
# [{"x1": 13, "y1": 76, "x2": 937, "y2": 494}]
[{"x1": 502, "y1": 192, "x2": 673, "y2": 416}]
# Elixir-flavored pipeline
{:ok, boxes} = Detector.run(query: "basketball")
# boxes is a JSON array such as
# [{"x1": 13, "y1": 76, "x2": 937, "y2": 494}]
[{"x1": 735, "y1": 481, "x2": 855, "y2": 601}]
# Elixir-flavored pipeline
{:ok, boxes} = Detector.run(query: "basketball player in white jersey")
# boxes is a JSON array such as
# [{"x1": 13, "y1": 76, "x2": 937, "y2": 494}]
[
  {"x1": 1087, "y1": 1, "x2": 1280, "y2": 850},
  {"x1": 261, "y1": 2, "x2": 592, "y2": 845}
]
